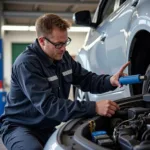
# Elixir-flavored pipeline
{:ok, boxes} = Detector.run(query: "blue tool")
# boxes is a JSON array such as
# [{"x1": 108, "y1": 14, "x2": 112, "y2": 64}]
[{"x1": 119, "y1": 74, "x2": 147, "y2": 85}]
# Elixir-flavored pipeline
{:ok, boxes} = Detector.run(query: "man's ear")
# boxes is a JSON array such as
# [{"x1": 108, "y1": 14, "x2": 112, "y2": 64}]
[{"x1": 38, "y1": 37, "x2": 45, "y2": 46}]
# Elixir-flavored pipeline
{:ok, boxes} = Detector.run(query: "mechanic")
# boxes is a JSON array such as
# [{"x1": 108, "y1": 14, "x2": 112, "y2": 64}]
[{"x1": 0, "y1": 13, "x2": 130, "y2": 150}]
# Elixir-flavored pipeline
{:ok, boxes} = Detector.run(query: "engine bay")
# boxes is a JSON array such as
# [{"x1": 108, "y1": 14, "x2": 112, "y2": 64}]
[
  {"x1": 58, "y1": 94, "x2": 150, "y2": 150},
  {"x1": 96, "y1": 106, "x2": 150, "y2": 150}
]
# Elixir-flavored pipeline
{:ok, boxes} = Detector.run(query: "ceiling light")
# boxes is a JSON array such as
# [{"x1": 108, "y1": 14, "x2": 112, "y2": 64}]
[
  {"x1": 68, "y1": 27, "x2": 90, "y2": 32},
  {"x1": 2, "y1": 25, "x2": 90, "y2": 32}
]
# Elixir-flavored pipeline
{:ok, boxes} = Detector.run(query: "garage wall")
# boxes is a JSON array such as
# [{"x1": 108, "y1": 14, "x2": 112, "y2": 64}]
[{"x1": 3, "y1": 31, "x2": 87, "y2": 89}]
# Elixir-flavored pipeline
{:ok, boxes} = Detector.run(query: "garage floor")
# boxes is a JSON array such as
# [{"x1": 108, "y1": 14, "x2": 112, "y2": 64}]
[{"x1": 0, "y1": 87, "x2": 74, "y2": 150}]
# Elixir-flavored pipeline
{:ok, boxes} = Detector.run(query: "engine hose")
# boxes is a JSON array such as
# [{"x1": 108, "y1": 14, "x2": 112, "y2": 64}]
[{"x1": 141, "y1": 129, "x2": 150, "y2": 141}]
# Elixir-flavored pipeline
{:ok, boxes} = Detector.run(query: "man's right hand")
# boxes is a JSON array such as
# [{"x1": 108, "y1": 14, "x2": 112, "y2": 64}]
[{"x1": 96, "y1": 100, "x2": 120, "y2": 117}]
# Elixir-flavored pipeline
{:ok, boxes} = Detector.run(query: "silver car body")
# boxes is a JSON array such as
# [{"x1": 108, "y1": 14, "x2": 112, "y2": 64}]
[
  {"x1": 75, "y1": 0, "x2": 150, "y2": 102},
  {"x1": 44, "y1": 129, "x2": 60, "y2": 150},
  {"x1": 44, "y1": 0, "x2": 150, "y2": 149}
]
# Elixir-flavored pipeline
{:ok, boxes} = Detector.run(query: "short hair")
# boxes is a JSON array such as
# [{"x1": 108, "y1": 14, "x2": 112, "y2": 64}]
[{"x1": 35, "y1": 13, "x2": 71, "y2": 37}]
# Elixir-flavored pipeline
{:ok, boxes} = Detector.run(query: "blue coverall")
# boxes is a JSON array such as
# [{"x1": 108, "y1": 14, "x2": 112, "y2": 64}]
[{"x1": 0, "y1": 39, "x2": 116, "y2": 150}]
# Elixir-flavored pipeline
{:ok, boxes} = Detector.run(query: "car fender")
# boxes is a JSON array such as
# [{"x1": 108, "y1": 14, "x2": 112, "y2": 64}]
[
  {"x1": 126, "y1": 0, "x2": 150, "y2": 59},
  {"x1": 75, "y1": 48, "x2": 90, "y2": 71},
  {"x1": 74, "y1": 48, "x2": 91, "y2": 100},
  {"x1": 44, "y1": 129, "x2": 62, "y2": 150}
]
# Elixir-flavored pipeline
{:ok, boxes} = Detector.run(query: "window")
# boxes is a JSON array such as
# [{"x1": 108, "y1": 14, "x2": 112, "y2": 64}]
[
  {"x1": 101, "y1": 0, "x2": 116, "y2": 21},
  {"x1": 120, "y1": 0, "x2": 127, "y2": 5},
  {"x1": 92, "y1": 6, "x2": 100, "y2": 23}
]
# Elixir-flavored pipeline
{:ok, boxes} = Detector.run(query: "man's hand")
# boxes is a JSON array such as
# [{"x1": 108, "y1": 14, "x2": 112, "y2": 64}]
[
  {"x1": 110, "y1": 61, "x2": 130, "y2": 88},
  {"x1": 96, "y1": 100, "x2": 120, "y2": 117}
]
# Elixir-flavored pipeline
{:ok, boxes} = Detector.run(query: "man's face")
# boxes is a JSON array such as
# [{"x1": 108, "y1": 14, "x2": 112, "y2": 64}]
[{"x1": 39, "y1": 28, "x2": 70, "y2": 61}]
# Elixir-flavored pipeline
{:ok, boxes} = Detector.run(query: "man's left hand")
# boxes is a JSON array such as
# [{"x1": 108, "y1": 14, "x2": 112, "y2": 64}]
[{"x1": 110, "y1": 61, "x2": 130, "y2": 88}]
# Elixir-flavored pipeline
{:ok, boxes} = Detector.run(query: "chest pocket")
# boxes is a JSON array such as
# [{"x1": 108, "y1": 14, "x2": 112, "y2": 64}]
[{"x1": 62, "y1": 69, "x2": 72, "y2": 83}]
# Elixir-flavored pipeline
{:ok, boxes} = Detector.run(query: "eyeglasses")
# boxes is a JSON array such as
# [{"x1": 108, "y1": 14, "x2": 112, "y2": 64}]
[{"x1": 44, "y1": 37, "x2": 71, "y2": 49}]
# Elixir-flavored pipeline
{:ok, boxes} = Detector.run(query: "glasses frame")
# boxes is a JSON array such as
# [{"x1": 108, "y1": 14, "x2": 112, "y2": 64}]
[{"x1": 44, "y1": 37, "x2": 71, "y2": 49}]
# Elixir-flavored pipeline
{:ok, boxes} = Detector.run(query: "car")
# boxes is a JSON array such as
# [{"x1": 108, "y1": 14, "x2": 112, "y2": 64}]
[
  {"x1": 72, "y1": 0, "x2": 150, "y2": 102},
  {"x1": 44, "y1": 0, "x2": 150, "y2": 149}
]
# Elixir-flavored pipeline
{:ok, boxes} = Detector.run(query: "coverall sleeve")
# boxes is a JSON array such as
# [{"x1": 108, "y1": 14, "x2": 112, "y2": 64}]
[
  {"x1": 70, "y1": 56, "x2": 117, "y2": 93},
  {"x1": 15, "y1": 61, "x2": 96, "y2": 122}
]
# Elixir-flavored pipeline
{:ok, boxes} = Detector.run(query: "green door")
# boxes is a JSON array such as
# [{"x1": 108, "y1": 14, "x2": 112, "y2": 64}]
[{"x1": 12, "y1": 43, "x2": 30, "y2": 64}]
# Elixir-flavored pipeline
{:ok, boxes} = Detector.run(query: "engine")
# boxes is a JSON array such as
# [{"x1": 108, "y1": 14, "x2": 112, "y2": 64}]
[
  {"x1": 113, "y1": 107, "x2": 150, "y2": 150},
  {"x1": 90, "y1": 94, "x2": 150, "y2": 150}
]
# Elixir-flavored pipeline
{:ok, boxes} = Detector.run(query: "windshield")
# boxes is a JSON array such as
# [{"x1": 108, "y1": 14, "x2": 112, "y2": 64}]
[{"x1": 92, "y1": 1, "x2": 101, "y2": 23}]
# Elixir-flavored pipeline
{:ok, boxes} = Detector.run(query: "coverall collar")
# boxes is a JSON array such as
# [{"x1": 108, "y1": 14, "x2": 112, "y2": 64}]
[{"x1": 33, "y1": 39, "x2": 65, "y2": 67}]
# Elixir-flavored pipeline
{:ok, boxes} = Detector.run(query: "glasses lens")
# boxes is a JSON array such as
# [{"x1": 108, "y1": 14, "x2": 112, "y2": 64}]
[
  {"x1": 55, "y1": 38, "x2": 71, "y2": 49},
  {"x1": 66, "y1": 37, "x2": 71, "y2": 46},
  {"x1": 55, "y1": 43, "x2": 64, "y2": 49}
]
